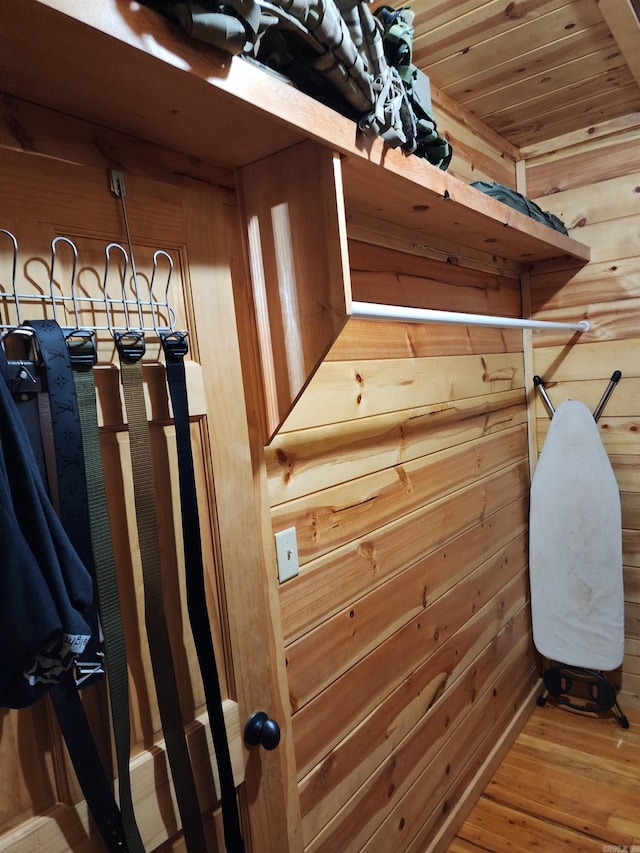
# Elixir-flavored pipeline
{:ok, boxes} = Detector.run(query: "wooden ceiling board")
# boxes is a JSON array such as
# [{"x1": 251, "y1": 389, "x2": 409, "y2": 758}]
[
  {"x1": 490, "y1": 83, "x2": 640, "y2": 147},
  {"x1": 396, "y1": 0, "x2": 640, "y2": 150},
  {"x1": 487, "y1": 68, "x2": 640, "y2": 128},
  {"x1": 439, "y1": 24, "x2": 615, "y2": 103},
  {"x1": 425, "y1": 5, "x2": 606, "y2": 87},
  {"x1": 407, "y1": 0, "x2": 524, "y2": 40},
  {"x1": 463, "y1": 47, "x2": 629, "y2": 118},
  {"x1": 411, "y1": 0, "x2": 578, "y2": 67}
]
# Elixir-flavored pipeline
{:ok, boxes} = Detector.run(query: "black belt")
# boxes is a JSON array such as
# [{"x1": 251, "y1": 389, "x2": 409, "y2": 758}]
[
  {"x1": 13, "y1": 321, "x2": 129, "y2": 852},
  {"x1": 116, "y1": 331, "x2": 208, "y2": 852},
  {"x1": 162, "y1": 331, "x2": 245, "y2": 853},
  {"x1": 50, "y1": 674, "x2": 130, "y2": 851}
]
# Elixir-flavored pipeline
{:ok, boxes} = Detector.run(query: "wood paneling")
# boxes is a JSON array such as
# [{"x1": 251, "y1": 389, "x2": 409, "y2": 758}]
[
  {"x1": 272, "y1": 238, "x2": 537, "y2": 848},
  {"x1": 364, "y1": 658, "x2": 538, "y2": 853},
  {"x1": 465, "y1": 45, "x2": 627, "y2": 121},
  {"x1": 273, "y1": 425, "x2": 529, "y2": 563},
  {"x1": 520, "y1": 112, "x2": 640, "y2": 161},
  {"x1": 280, "y1": 464, "x2": 528, "y2": 645},
  {"x1": 267, "y1": 389, "x2": 527, "y2": 512},
  {"x1": 290, "y1": 549, "x2": 530, "y2": 764},
  {"x1": 348, "y1": 240, "x2": 522, "y2": 317},
  {"x1": 528, "y1": 171, "x2": 640, "y2": 229},
  {"x1": 346, "y1": 211, "x2": 523, "y2": 281},
  {"x1": 299, "y1": 605, "x2": 535, "y2": 843},
  {"x1": 526, "y1": 136, "x2": 640, "y2": 197},
  {"x1": 0, "y1": 0, "x2": 592, "y2": 283},
  {"x1": 280, "y1": 353, "x2": 525, "y2": 431},
  {"x1": 429, "y1": 86, "x2": 519, "y2": 188},
  {"x1": 326, "y1": 319, "x2": 524, "y2": 361},
  {"x1": 442, "y1": 20, "x2": 613, "y2": 108},
  {"x1": 308, "y1": 632, "x2": 537, "y2": 852},
  {"x1": 412, "y1": 0, "x2": 597, "y2": 68},
  {"x1": 6, "y1": 7, "x2": 639, "y2": 852}
]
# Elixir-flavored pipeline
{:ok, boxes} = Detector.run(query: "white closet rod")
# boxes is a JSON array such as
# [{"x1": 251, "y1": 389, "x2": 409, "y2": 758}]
[{"x1": 351, "y1": 301, "x2": 590, "y2": 333}]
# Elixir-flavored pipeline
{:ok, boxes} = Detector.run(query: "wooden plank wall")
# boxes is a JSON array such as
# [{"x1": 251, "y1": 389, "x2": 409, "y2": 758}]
[
  {"x1": 525, "y1": 117, "x2": 640, "y2": 712},
  {"x1": 431, "y1": 82, "x2": 519, "y2": 189},
  {"x1": 267, "y1": 120, "x2": 539, "y2": 847},
  {"x1": 431, "y1": 83, "x2": 519, "y2": 188}
]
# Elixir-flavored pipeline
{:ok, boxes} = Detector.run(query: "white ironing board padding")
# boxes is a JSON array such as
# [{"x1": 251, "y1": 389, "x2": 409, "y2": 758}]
[{"x1": 529, "y1": 399, "x2": 624, "y2": 670}]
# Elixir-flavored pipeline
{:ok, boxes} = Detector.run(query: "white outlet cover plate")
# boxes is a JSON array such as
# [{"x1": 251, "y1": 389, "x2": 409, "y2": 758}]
[{"x1": 275, "y1": 527, "x2": 299, "y2": 583}]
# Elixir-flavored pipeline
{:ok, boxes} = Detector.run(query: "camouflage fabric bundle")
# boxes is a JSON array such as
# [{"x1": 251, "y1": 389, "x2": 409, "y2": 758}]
[
  {"x1": 373, "y1": 6, "x2": 451, "y2": 169},
  {"x1": 471, "y1": 181, "x2": 569, "y2": 234},
  {"x1": 142, "y1": 0, "x2": 453, "y2": 170}
]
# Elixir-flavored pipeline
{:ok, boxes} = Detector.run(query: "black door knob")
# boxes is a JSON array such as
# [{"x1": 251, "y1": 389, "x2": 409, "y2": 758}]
[{"x1": 244, "y1": 711, "x2": 281, "y2": 751}]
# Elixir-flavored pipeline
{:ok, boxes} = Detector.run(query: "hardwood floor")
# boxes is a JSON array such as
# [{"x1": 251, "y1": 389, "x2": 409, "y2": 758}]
[{"x1": 450, "y1": 698, "x2": 640, "y2": 852}]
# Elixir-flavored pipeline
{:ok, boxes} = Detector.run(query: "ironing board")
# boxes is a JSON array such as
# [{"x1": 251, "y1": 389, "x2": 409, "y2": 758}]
[{"x1": 529, "y1": 399, "x2": 624, "y2": 671}]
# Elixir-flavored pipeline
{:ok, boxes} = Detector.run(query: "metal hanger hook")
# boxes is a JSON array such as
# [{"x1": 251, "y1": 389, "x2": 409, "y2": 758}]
[
  {"x1": 149, "y1": 249, "x2": 176, "y2": 334},
  {"x1": 49, "y1": 235, "x2": 79, "y2": 326},
  {"x1": 102, "y1": 241, "x2": 129, "y2": 337},
  {"x1": 0, "y1": 228, "x2": 21, "y2": 327}
]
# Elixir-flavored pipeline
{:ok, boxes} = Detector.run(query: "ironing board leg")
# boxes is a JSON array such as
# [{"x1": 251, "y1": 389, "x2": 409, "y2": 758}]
[
  {"x1": 613, "y1": 697, "x2": 630, "y2": 729},
  {"x1": 540, "y1": 664, "x2": 630, "y2": 728}
]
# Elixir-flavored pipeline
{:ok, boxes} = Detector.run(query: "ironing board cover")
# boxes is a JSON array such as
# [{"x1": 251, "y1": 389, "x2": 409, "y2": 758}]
[{"x1": 529, "y1": 399, "x2": 624, "y2": 670}]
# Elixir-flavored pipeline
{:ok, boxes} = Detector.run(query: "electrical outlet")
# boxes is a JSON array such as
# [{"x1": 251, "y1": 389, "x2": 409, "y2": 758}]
[{"x1": 275, "y1": 527, "x2": 299, "y2": 583}]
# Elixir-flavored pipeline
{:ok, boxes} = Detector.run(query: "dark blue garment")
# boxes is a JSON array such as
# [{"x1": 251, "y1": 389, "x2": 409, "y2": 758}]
[{"x1": 0, "y1": 353, "x2": 94, "y2": 708}]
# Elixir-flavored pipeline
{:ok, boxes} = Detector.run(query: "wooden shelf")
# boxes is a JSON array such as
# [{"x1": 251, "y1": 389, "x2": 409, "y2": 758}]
[
  {"x1": 1, "y1": 0, "x2": 590, "y2": 267},
  {"x1": 341, "y1": 154, "x2": 591, "y2": 264},
  {"x1": 1, "y1": 0, "x2": 305, "y2": 170},
  {"x1": 0, "y1": 0, "x2": 591, "y2": 442}
]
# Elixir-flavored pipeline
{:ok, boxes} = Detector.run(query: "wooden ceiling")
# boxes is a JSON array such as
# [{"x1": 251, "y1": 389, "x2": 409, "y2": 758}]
[{"x1": 403, "y1": 0, "x2": 640, "y2": 149}]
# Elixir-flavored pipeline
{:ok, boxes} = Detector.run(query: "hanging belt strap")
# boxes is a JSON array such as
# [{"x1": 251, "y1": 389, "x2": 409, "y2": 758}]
[
  {"x1": 115, "y1": 331, "x2": 208, "y2": 852},
  {"x1": 162, "y1": 331, "x2": 245, "y2": 853},
  {"x1": 67, "y1": 331, "x2": 145, "y2": 853},
  {"x1": 50, "y1": 674, "x2": 130, "y2": 851},
  {"x1": 25, "y1": 319, "x2": 103, "y2": 683},
  {"x1": 19, "y1": 320, "x2": 129, "y2": 853}
]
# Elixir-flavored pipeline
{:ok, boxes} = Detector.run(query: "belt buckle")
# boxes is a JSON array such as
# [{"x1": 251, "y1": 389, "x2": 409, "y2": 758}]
[
  {"x1": 160, "y1": 329, "x2": 189, "y2": 361},
  {"x1": 115, "y1": 330, "x2": 146, "y2": 363},
  {"x1": 66, "y1": 328, "x2": 98, "y2": 367}
]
